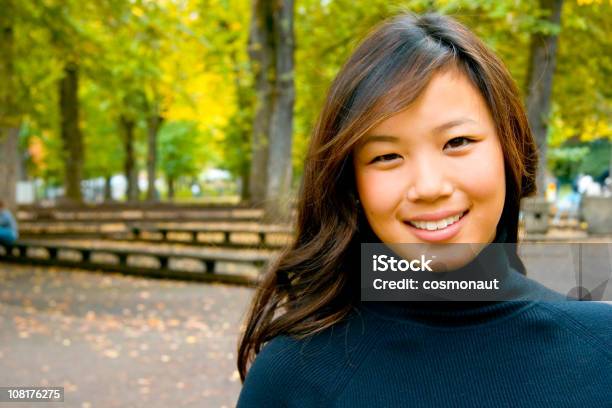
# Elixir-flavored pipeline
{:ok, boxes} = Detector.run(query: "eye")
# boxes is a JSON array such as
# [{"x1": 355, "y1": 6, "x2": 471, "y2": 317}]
[
  {"x1": 371, "y1": 153, "x2": 402, "y2": 164},
  {"x1": 444, "y1": 136, "x2": 474, "y2": 150}
]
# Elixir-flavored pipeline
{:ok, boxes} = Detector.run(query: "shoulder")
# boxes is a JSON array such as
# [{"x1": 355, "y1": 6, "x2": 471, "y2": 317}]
[
  {"x1": 237, "y1": 308, "x2": 385, "y2": 407},
  {"x1": 237, "y1": 335, "x2": 311, "y2": 407},
  {"x1": 535, "y1": 301, "x2": 612, "y2": 359}
]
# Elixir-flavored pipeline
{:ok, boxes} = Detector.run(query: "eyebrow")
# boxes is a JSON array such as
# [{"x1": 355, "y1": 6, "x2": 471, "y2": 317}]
[
  {"x1": 358, "y1": 118, "x2": 478, "y2": 149},
  {"x1": 431, "y1": 118, "x2": 477, "y2": 134}
]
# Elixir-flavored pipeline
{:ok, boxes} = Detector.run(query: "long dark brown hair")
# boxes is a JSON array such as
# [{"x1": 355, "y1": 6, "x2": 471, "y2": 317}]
[{"x1": 238, "y1": 12, "x2": 538, "y2": 381}]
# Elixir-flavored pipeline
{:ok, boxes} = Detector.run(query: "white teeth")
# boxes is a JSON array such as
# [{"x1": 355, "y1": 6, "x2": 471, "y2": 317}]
[
  {"x1": 408, "y1": 212, "x2": 464, "y2": 231},
  {"x1": 437, "y1": 219, "x2": 448, "y2": 229}
]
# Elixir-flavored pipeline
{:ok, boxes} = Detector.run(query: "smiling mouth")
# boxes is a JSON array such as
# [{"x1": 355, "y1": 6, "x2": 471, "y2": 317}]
[{"x1": 405, "y1": 210, "x2": 469, "y2": 231}]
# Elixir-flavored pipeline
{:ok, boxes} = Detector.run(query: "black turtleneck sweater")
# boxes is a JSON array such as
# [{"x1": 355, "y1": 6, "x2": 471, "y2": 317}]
[{"x1": 237, "y1": 245, "x2": 612, "y2": 407}]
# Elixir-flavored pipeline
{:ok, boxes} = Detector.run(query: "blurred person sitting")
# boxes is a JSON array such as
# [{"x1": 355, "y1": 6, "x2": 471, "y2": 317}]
[{"x1": 0, "y1": 200, "x2": 19, "y2": 245}]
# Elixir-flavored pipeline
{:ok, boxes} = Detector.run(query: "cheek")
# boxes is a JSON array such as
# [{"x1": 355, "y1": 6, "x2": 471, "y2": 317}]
[
  {"x1": 459, "y1": 142, "x2": 506, "y2": 216},
  {"x1": 355, "y1": 168, "x2": 403, "y2": 217}
]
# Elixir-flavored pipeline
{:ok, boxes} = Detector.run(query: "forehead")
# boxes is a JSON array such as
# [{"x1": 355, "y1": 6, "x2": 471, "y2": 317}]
[{"x1": 362, "y1": 67, "x2": 494, "y2": 142}]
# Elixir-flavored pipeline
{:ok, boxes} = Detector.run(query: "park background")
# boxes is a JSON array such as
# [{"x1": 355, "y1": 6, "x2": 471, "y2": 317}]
[{"x1": 0, "y1": 0, "x2": 611, "y2": 407}]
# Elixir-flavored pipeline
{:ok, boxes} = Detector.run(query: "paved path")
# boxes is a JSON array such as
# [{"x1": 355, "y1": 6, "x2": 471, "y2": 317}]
[{"x1": 0, "y1": 264, "x2": 254, "y2": 408}]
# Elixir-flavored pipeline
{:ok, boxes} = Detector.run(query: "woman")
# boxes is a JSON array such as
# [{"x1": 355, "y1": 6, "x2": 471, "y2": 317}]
[{"x1": 237, "y1": 13, "x2": 611, "y2": 407}]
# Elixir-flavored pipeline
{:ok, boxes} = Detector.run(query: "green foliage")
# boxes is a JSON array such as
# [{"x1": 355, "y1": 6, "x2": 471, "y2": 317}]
[
  {"x1": 547, "y1": 146, "x2": 589, "y2": 183},
  {"x1": 81, "y1": 80, "x2": 124, "y2": 179},
  {"x1": 195, "y1": 0, "x2": 253, "y2": 179},
  {"x1": 578, "y1": 139, "x2": 610, "y2": 177},
  {"x1": 553, "y1": 0, "x2": 612, "y2": 143},
  {"x1": 4, "y1": 0, "x2": 610, "y2": 197},
  {"x1": 548, "y1": 139, "x2": 611, "y2": 182},
  {"x1": 221, "y1": 104, "x2": 253, "y2": 178},
  {"x1": 158, "y1": 120, "x2": 207, "y2": 181}
]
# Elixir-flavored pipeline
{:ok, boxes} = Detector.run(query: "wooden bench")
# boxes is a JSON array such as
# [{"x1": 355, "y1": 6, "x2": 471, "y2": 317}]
[
  {"x1": 17, "y1": 209, "x2": 264, "y2": 224},
  {"x1": 18, "y1": 224, "x2": 294, "y2": 249},
  {"x1": 128, "y1": 224, "x2": 293, "y2": 248},
  {"x1": 18, "y1": 202, "x2": 253, "y2": 212},
  {"x1": 18, "y1": 204, "x2": 297, "y2": 224},
  {"x1": 0, "y1": 240, "x2": 273, "y2": 286}
]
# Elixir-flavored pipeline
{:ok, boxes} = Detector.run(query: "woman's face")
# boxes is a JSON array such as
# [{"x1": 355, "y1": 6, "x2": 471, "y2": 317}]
[{"x1": 352, "y1": 67, "x2": 505, "y2": 245}]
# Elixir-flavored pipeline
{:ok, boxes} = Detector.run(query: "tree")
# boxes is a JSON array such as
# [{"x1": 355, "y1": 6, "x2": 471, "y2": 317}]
[
  {"x1": 80, "y1": 80, "x2": 123, "y2": 202},
  {"x1": 525, "y1": 0, "x2": 564, "y2": 196},
  {"x1": 58, "y1": 61, "x2": 84, "y2": 202},
  {"x1": 0, "y1": 0, "x2": 20, "y2": 211},
  {"x1": 248, "y1": 0, "x2": 295, "y2": 221},
  {"x1": 120, "y1": 112, "x2": 138, "y2": 202},
  {"x1": 38, "y1": 0, "x2": 100, "y2": 203},
  {"x1": 96, "y1": 0, "x2": 190, "y2": 202},
  {"x1": 553, "y1": 0, "x2": 612, "y2": 179},
  {"x1": 157, "y1": 121, "x2": 204, "y2": 199},
  {"x1": 146, "y1": 107, "x2": 163, "y2": 201},
  {"x1": 247, "y1": 0, "x2": 274, "y2": 206},
  {"x1": 197, "y1": 0, "x2": 255, "y2": 202},
  {"x1": 264, "y1": 0, "x2": 295, "y2": 221}
]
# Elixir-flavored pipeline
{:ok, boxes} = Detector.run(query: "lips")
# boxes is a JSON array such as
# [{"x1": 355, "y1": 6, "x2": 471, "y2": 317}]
[
  {"x1": 407, "y1": 210, "x2": 468, "y2": 231},
  {"x1": 401, "y1": 209, "x2": 469, "y2": 242}
]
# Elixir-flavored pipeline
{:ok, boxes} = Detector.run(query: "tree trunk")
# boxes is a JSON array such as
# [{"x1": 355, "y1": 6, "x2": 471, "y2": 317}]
[
  {"x1": 240, "y1": 160, "x2": 251, "y2": 202},
  {"x1": 247, "y1": 0, "x2": 275, "y2": 206},
  {"x1": 167, "y1": 176, "x2": 175, "y2": 199},
  {"x1": 104, "y1": 175, "x2": 113, "y2": 201},
  {"x1": 229, "y1": 46, "x2": 252, "y2": 203},
  {"x1": 525, "y1": 0, "x2": 564, "y2": 197},
  {"x1": 0, "y1": 3, "x2": 20, "y2": 212},
  {"x1": 59, "y1": 62, "x2": 84, "y2": 203},
  {"x1": 264, "y1": 0, "x2": 295, "y2": 223},
  {"x1": 0, "y1": 128, "x2": 19, "y2": 211},
  {"x1": 120, "y1": 115, "x2": 138, "y2": 202},
  {"x1": 146, "y1": 113, "x2": 163, "y2": 201},
  {"x1": 248, "y1": 0, "x2": 295, "y2": 220}
]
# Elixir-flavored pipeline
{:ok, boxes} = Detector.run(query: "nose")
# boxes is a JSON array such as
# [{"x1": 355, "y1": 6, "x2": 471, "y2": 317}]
[{"x1": 405, "y1": 155, "x2": 454, "y2": 202}]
